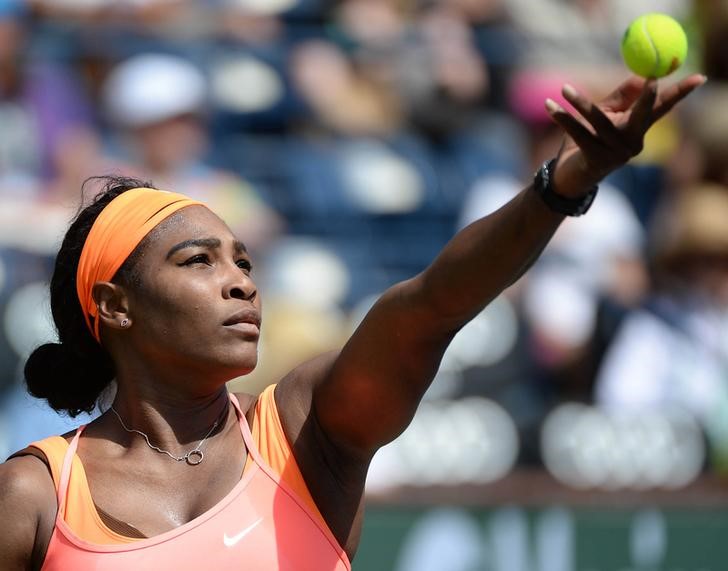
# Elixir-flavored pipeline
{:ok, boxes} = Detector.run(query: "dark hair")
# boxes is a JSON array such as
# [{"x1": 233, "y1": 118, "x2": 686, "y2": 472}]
[{"x1": 24, "y1": 175, "x2": 155, "y2": 417}]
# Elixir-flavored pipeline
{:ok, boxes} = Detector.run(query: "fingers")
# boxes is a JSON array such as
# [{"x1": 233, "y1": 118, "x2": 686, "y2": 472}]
[
  {"x1": 545, "y1": 74, "x2": 706, "y2": 167},
  {"x1": 544, "y1": 98, "x2": 602, "y2": 155},
  {"x1": 652, "y1": 73, "x2": 708, "y2": 123},
  {"x1": 625, "y1": 78, "x2": 657, "y2": 141},
  {"x1": 561, "y1": 84, "x2": 623, "y2": 148}
]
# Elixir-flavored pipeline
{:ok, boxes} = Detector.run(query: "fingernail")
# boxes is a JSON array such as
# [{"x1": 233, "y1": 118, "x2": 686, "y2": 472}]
[
  {"x1": 545, "y1": 98, "x2": 561, "y2": 113},
  {"x1": 699, "y1": 74, "x2": 709, "y2": 84},
  {"x1": 562, "y1": 84, "x2": 578, "y2": 98}
]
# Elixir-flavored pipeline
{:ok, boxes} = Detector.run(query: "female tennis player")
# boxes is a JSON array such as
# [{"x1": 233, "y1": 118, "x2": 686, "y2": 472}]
[{"x1": 0, "y1": 75, "x2": 704, "y2": 570}]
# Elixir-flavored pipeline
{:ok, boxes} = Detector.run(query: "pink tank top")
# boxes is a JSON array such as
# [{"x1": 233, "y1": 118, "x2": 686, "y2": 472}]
[{"x1": 40, "y1": 394, "x2": 352, "y2": 570}]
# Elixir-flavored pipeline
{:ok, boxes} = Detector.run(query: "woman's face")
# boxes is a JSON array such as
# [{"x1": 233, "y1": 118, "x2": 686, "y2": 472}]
[{"x1": 120, "y1": 205, "x2": 262, "y2": 381}]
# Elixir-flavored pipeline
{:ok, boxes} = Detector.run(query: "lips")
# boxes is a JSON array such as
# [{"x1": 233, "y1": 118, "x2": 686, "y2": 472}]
[{"x1": 222, "y1": 308, "x2": 261, "y2": 330}]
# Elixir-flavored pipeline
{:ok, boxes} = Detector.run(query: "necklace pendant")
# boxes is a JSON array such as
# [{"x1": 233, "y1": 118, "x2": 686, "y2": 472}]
[{"x1": 186, "y1": 450, "x2": 204, "y2": 466}]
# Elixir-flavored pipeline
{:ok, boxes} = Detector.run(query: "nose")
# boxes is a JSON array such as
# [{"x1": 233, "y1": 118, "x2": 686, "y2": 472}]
[{"x1": 222, "y1": 265, "x2": 257, "y2": 302}]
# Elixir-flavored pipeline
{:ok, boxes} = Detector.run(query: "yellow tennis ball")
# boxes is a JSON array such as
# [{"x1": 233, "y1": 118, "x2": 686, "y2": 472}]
[{"x1": 621, "y1": 13, "x2": 688, "y2": 78}]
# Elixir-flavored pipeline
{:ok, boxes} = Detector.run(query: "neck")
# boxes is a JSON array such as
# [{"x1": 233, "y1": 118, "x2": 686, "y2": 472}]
[{"x1": 109, "y1": 382, "x2": 232, "y2": 454}]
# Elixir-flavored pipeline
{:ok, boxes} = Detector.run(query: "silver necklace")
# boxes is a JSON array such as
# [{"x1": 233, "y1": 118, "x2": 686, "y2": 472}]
[{"x1": 110, "y1": 404, "x2": 227, "y2": 466}]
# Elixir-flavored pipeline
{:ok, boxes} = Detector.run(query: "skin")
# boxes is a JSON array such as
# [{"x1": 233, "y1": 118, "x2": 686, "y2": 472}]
[{"x1": 0, "y1": 74, "x2": 705, "y2": 570}]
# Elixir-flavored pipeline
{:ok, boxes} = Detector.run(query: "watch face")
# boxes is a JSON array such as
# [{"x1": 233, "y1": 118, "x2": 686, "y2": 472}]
[{"x1": 534, "y1": 160, "x2": 551, "y2": 192}]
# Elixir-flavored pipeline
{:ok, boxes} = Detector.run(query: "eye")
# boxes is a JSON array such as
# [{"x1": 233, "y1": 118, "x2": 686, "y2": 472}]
[
  {"x1": 236, "y1": 259, "x2": 253, "y2": 273},
  {"x1": 181, "y1": 254, "x2": 210, "y2": 266}
]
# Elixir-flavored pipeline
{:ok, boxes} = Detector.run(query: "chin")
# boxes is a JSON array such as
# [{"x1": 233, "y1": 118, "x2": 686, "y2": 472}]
[
  {"x1": 221, "y1": 350, "x2": 258, "y2": 378},
  {"x1": 208, "y1": 360, "x2": 257, "y2": 384},
  {"x1": 177, "y1": 341, "x2": 258, "y2": 381},
  {"x1": 233, "y1": 361, "x2": 257, "y2": 377}
]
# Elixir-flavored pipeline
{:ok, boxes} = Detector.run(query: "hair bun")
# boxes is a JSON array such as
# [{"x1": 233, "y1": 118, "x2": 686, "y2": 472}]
[{"x1": 25, "y1": 342, "x2": 113, "y2": 417}]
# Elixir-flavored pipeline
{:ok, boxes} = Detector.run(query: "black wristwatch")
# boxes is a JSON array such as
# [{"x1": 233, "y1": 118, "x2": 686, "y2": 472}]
[{"x1": 533, "y1": 158, "x2": 598, "y2": 217}]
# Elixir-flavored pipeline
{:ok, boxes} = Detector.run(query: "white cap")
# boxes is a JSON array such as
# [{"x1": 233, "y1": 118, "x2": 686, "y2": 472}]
[{"x1": 103, "y1": 53, "x2": 207, "y2": 128}]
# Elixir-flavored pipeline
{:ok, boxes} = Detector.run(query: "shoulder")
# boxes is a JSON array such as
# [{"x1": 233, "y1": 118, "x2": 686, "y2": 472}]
[
  {"x1": 233, "y1": 351, "x2": 341, "y2": 430},
  {"x1": 275, "y1": 351, "x2": 339, "y2": 406},
  {"x1": 0, "y1": 454, "x2": 56, "y2": 507},
  {"x1": 0, "y1": 455, "x2": 58, "y2": 569}
]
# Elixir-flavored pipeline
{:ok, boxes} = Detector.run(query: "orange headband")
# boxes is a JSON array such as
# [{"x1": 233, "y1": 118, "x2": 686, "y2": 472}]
[{"x1": 76, "y1": 187, "x2": 205, "y2": 342}]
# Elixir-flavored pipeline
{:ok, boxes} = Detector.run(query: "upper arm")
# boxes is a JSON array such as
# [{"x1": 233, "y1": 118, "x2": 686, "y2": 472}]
[
  {"x1": 308, "y1": 277, "x2": 458, "y2": 455},
  {"x1": 0, "y1": 456, "x2": 57, "y2": 571}
]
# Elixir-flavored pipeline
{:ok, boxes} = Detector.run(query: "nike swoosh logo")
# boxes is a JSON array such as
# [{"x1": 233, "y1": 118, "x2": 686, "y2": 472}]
[{"x1": 223, "y1": 517, "x2": 264, "y2": 547}]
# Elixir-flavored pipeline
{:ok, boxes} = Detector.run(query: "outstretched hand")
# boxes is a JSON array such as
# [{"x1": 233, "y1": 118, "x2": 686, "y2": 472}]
[{"x1": 545, "y1": 74, "x2": 707, "y2": 198}]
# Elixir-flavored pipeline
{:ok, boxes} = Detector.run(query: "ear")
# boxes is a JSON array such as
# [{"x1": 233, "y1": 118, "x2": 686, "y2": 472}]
[{"x1": 92, "y1": 282, "x2": 132, "y2": 332}]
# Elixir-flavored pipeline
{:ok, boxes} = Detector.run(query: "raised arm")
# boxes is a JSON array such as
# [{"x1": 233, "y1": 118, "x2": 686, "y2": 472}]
[{"x1": 288, "y1": 75, "x2": 705, "y2": 457}]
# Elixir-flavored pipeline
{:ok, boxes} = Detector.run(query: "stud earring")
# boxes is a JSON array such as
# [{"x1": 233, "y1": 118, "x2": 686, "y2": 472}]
[{"x1": 120, "y1": 319, "x2": 130, "y2": 328}]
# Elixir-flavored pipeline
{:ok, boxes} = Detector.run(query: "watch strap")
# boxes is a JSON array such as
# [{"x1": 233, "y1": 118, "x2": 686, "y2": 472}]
[{"x1": 533, "y1": 158, "x2": 598, "y2": 217}]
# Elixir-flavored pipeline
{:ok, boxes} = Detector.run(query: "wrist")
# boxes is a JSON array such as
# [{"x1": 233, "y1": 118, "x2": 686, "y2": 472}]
[
  {"x1": 551, "y1": 157, "x2": 603, "y2": 199},
  {"x1": 533, "y1": 158, "x2": 598, "y2": 217}
]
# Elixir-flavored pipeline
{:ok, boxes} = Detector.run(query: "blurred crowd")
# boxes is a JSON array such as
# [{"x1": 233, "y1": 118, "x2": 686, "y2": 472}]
[{"x1": 1, "y1": 0, "x2": 728, "y2": 490}]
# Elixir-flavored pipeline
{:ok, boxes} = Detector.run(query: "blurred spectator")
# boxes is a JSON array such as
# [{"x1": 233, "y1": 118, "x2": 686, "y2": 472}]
[
  {"x1": 28, "y1": 0, "x2": 197, "y2": 29},
  {"x1": 0, "y1": 0, "x2": 93, "y2": 194},
  {"x1": 332, "y1": 0, "x2": 408, "y2": 50},
  {"x1": 443, "y1": 0, "x2": 507, "y2": 24},
  {"x1": 102, "y1": 52, "x2": 283, "y2": 255},
  {"x1": 670, "y1": 83, "x2": 728, "y2": 189},
  {"x1": 595, "y1": 183, "x2": 728, "y2": 470},
  {"x1": 401, "y1": 2, "x2": 490, "y2": 138},
  {"x1": 695, "y1": 0, "x2": 728, "y2": 80},
  {"x1": 289, "y1": 38, "x2": 403, "y2": 137},
  {"x1": 333, "y1": 0, "x2": 490, "y2": 137}
]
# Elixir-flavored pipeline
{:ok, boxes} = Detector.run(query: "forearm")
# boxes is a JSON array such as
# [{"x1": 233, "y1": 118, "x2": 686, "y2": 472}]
[{"x1": 419, "y1": 184, "x2": 564, "y2": 328}]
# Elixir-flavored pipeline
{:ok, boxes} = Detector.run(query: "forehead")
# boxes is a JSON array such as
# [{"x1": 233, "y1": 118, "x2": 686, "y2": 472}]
[{"x1": 144, "y1": 205, "x2": 235, "y2": 251}]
